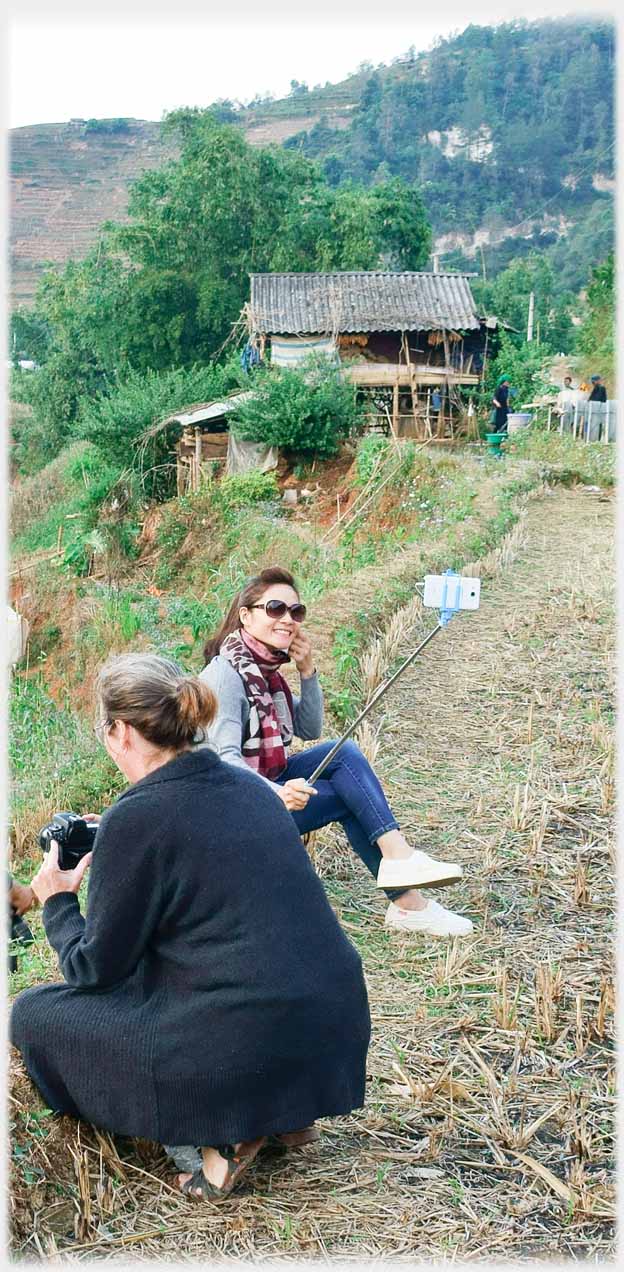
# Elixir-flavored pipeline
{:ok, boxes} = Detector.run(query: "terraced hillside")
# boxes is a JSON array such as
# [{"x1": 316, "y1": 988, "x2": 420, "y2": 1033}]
[
  {"x1": 10, "y1": 121, "x2": 177, "y2": 303},
  {"x1": 9, "y1": 106, "x2": 353, "y2": 304}
]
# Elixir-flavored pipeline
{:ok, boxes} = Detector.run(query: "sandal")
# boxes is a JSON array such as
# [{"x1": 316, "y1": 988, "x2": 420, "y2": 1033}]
[
  {"x1": 274, "y1": 1125, "x2": 320, "y2": 1147},
  {"x1": 178, "y1": 1137, "x2": 267, "y2": 1201}
]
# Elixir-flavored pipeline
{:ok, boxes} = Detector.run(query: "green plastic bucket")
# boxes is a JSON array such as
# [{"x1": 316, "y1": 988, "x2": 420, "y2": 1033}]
[{"x1": 485, "y1": 431, "x2": 507, "y2": 455}]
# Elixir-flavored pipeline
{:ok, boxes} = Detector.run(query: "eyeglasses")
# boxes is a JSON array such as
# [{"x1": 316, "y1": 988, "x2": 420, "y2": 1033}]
[
  {"x1": 249, "y1": 599, "x2": 307, "y2": 622},
  {"x1": 94, "y1": 719, "x2": 111, "y2": 743}
]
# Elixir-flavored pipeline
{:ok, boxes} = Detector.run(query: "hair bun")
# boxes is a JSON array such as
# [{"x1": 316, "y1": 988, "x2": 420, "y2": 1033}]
[{"x1": 174, "y1": 677, "x2": 217, "y2": 740}]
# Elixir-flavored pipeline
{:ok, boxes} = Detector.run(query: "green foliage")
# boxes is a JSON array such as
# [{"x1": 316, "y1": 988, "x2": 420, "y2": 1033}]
[
  {"x1": 506, "y1": 425, "x2": 615, "y2": 487},
  {"x1": 9, "y1": 308, "x2": 51, "y2": 363},
  {"x1": 354, "y1": 434, "x2": 392, "y2": 485},
  {"x1": 10, "y1": 347, "x2": 108, "y2": 474},
  {"x1": 74, "y1": 361, "x2": 241, "y2": 495},
  {"x1": 485, "y1": 331, "x2": 553, "y2": 411},
  {"x1": 10, "y1": 439, "x2": 140, "y2": 582},
  {"x1": 10, "y1": 441, "x2": 99, "y2": 545},
  {"x1": 83, "y1": 118, "x2": 131, "y2": 134},
  {"x1": 576, "y1": 254, "x2": 614, "y2": 389},
  {"x1": 231, "y1": 357, "x2": 364, "y2": 458},
  {"x1": 284, "y1": 17, "x2": 614, "y2": 299},
  {"x1": 9, "y1": 673, "x2": 124, "y2": 820},
  {"x1": 13, "y1": 111, "x2": 431, "y2": 460},
  {"x1": 471, "y1": 253, "x2": 576, "y2": 354},
  {"x1": 217, "y1": 470, "x2": 279, "y2": 507}
]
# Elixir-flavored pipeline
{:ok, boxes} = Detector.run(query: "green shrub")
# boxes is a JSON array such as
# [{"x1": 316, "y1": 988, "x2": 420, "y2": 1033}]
[
  {"x1": 217, "y1": 470, "x2": 279, "y2": 507},
  {"x1": 231, "y1": 356, "x2": 364, "y2": 459},
  {"x1": 355, "y1": 434, "x2": 392, "y2": 485},
  {"x1": 485, "y1": 332, "x2": 553, "y2": 412},
  {"x1": 75, "y1": 360, "x2": 243, "y2": 497}
]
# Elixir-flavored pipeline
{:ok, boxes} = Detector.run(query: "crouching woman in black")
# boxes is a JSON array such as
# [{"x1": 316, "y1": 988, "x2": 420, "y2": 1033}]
[{"x1": 11, "y1": 653, "x2": 371, "y2": 1201}]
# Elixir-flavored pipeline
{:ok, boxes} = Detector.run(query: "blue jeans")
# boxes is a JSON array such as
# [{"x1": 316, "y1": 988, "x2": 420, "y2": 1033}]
[{"x1": 277, "y1": 740, "x2": 407, "y2": 900}]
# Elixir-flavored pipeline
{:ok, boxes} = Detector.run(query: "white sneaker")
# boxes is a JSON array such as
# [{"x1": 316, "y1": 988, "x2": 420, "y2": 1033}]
[
  {"x1": 384, "y1": 899, "x2": 474, "y2": 937},
  {"x1": 376, "y1": 848, "x2": 462, "y2": 890}
]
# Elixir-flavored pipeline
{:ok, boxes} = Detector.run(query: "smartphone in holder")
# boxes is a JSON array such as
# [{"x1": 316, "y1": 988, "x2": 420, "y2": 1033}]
[{"x1": 423, "y1": 573, "x2": 481, "y2": 612}]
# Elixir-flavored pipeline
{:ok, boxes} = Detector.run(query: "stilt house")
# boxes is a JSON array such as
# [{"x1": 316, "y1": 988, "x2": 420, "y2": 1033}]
[{"x1": 246, "y1": 270, "x2": 494, "y2": 438}]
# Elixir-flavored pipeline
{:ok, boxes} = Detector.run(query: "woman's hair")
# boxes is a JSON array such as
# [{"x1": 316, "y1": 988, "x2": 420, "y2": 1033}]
[
  {"x1": 203, "y1": 566, "x2": 299, "y2": 664},
  {"x1": 97, "y1": 653, "x2": 217, "y2": 751}
]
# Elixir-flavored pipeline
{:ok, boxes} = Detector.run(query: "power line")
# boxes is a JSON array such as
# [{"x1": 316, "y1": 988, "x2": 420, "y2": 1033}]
[{"x1": 491, "y1": 139, "x2": 615, "y2": 246}]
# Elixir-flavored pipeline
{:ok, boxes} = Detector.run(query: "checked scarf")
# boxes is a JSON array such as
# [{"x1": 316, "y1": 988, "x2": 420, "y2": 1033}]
[{"x1": 220, "y1": 630, "x2": 295, "y2": 780}]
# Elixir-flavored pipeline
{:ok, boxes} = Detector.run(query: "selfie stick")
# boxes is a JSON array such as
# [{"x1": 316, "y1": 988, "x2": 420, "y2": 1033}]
[{"x1": 306, "y1": 570, "x2": 480, "y2": 786}]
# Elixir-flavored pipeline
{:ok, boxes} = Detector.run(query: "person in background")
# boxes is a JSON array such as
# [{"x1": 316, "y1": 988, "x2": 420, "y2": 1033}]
[
  {"x1": 11, "y1": 653, "x2": 371, "y2": 1201},
  {"x1": 587, "y1": 375, "x2": 607, "y2": 441},
  {"x1": 491, "y1": 376, "x2": 511, "y2": 433},
  {"x1": 555, "y1": 376, "x2": 576, "y2": 433},
  {"x1": 431, "y1": 386, "x2": 443, "y2": 437},
  {"x1": 588, "y1": 375, "x2": 607, "y2": 404},
  {"x1": 200, "y1": 567, "x2": 473, "y2": 939}
]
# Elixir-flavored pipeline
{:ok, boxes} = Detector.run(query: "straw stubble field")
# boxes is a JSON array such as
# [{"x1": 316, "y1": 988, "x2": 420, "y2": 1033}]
[{"x1": 10, "y1": 484, "x2": 615, "y2": 1262}]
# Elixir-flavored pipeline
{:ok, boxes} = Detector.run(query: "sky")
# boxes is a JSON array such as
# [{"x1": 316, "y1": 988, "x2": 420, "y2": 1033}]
[{"x1": 7, "y1": 0, "x2": 616, "y2": 130}]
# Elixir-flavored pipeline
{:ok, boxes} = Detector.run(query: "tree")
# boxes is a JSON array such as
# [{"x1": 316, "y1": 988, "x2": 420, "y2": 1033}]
[
  {"x1": 576, "y1": 254, "x2": 614, "y2": 389},
  {"x1": 472, "y1": 253, "x2": 575, "y2": 353},
  {"x1": 26, "y1": 111, "x2": 433, "y2": 380}
]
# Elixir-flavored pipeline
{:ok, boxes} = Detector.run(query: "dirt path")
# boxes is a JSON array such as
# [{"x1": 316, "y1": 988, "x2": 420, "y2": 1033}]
[
  {"x1": 334, "y1": 484, "x2": 615, "y2": 1262},
  {"x1": 10, "y1": 487, "x2": 615, "y2": 1261}
]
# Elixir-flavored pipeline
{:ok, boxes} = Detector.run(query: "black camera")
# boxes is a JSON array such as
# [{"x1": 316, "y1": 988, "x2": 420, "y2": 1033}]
[{"x1": 38, "y1": 812, "x2": 98, "y2": 871}]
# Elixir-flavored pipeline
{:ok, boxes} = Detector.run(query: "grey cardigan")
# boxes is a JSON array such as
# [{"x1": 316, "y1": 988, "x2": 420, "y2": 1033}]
[{"x1": 199, "y1": 655, "x2": 323, "y2": 785}]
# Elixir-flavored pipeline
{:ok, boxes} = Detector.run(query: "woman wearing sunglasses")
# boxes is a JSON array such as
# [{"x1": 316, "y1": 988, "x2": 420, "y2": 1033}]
[{"x1": 200, "y1": 567, "x2": 472, "y2": 937}]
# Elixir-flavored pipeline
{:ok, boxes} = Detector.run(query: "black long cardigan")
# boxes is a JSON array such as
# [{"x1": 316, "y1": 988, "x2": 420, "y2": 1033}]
[{"x1": 11, "y1": 749, "x2": 370, "y2": 1145}]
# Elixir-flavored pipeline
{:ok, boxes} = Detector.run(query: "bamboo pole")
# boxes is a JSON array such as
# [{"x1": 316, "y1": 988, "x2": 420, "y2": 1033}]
[{"x1": 319, "y1": 450, "x2": 386, "y2": 544}]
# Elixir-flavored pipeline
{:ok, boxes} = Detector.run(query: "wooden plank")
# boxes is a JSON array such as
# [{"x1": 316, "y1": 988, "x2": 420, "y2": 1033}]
[{"x1": 344, "y1": 364, "x2": 478, "y2": 387}]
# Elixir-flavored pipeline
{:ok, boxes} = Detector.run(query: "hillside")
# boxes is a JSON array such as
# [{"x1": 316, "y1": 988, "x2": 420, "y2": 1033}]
[
  {"x1": 9, "y1": 17, "x2": 615, "y2": 305},
  {"x1": 8, "y1": 431, "x2": 616, "y2": 1259}
]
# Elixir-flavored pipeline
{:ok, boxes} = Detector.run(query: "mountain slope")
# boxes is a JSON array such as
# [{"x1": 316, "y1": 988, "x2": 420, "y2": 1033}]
[{"x1": 9, "y1": 17, "x2": 615, "y2": 305}]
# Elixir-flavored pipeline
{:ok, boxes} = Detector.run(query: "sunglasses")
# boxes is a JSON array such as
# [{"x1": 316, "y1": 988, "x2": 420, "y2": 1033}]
[{"x1": 249, "y1": 599, "x2": 307, "y2": 622}]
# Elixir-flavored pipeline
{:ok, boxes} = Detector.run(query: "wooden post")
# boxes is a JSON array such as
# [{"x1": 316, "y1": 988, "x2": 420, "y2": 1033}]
[
  {"x1": 547, "y1": 405, "x2": 552, "y2": 431},
  {"x1": 194, "y1": 428, "x2": 202, "y2": 491},
  {"x1": 402, "y1": 332, "x2": 419, "y2": 436},
  {"x1": 442, "y1": 330, "x2": 451, "y2": 371},
  {"x1": 604, "y1": 400, "x2": 610, "y2": 444},
  {"x1": 481, "y1": 326, "x2": 489, "y2": 383},
  {"x1": 392, "y1": 379, "x2": 399, "y2": 437}
]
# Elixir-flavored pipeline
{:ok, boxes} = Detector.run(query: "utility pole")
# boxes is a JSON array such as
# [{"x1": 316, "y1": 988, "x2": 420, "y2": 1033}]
[
  {"x1": 479, "y1": 242, "x2": 487, "y2": 283},
  {"x1": 527, "y1": 292, "x2": 535, "y2": 342}
]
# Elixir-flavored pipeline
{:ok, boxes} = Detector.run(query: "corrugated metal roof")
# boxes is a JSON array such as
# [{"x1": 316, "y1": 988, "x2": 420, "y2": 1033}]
[
  {"x1": 167, "y1": 393, "x2": 254, "y2": 426},
  {"x1": 249, "y1": 271, "x2": 480, "y2": 334}
]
